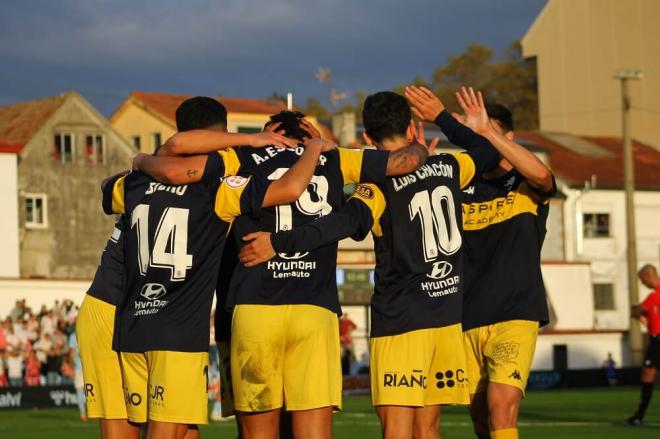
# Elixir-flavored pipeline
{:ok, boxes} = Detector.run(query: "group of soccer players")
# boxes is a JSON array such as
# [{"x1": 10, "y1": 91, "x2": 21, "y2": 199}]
[{"x1": 77, "y1": 83, "x2": 555, "y2": 439}]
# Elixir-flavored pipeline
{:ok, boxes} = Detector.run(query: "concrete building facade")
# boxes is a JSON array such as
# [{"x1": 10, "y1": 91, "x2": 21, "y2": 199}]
[
  {"x1": 0, "y1": 92, "x2": 135, "y2": 279},
  {"x1": 522, "y1": 0, "x2": 660, "y2": 150}
]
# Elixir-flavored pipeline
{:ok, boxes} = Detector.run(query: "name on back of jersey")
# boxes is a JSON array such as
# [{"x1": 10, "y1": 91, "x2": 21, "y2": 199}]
[
  {"x1": 392, "y1": 161, "x2": 454, "y2": 192},
  {"x1": 145, "y1": 182, "x2": 188, "y2": 196},
  {"x1": 250, "y1": 146, "x2": 327, "y2": 167}
]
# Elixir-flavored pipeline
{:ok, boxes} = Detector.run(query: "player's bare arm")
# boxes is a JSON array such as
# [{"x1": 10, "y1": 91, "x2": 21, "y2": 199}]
[
  {"x1": 631, "y1": 305, "x2": 647, "y2": 319},
  {"x1": 455, "y1": 86, "x2": 554, "y2": 193},
  {"x1": 157, "y1": 129, "x2": 299, "y2": 156},
  {"x1": 133, "y1": 152, "x2": 207, "y2": 185},
  {"x1": 262, "y1": 137, "x2": 337, "y2": 206}
]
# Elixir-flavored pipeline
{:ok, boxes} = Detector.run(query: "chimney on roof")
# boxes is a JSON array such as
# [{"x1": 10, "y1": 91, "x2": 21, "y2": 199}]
[{"x1": 332, "y1": 112, "x2": 356, "y2": 146}]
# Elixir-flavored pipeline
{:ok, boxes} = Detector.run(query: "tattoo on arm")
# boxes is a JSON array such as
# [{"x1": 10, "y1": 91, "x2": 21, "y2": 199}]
[
  {"x1": 386, "y1": 143, "x2": 428, "y2": 176},
  {"x1": 187, "y1": 169, "x2": 198, "y2": 179}
]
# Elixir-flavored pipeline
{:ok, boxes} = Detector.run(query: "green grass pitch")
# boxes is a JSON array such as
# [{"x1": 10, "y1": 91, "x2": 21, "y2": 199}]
[{"x1": 0, "y1": 387, "x2": 658, "y2": 438}]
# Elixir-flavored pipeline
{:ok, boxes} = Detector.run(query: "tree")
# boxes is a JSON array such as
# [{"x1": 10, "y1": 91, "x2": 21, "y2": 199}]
[
  {"x1": 304, "y1": 97, "x2": 331, "y2": 120},
  {"x1": 396, "y1": 40, "x2": 539, "y2": 130}
]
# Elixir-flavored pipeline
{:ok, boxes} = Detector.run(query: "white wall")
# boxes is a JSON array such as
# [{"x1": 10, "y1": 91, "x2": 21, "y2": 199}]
[
  {"x1": 0, "y1": 279, "x2": 89, "y2": 316},
  {"x1": 533, "y1": 332, "x2": 624, "y2": 370},
  {"x1": 0, "y1": 153, "x2": 19, "y2": 278},
  {"x1": 562, "y1": 188, "x2": 660, "y2": 330},
  {"x1": 542, "y1": 263, "x2": 593, "y2": 329}
]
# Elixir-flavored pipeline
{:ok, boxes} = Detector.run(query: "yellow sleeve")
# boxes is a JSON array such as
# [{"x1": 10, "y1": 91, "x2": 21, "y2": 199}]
[
  {"x1": 217, "y1": 147, "x2": 242, "y2": 176},
  {"x1": 349, "y1": 184, "x2": 387, "y2": 237},
  {"x1": 338, "y1": 147, "x2": 365, "y2": 185},
  {"x1": 102, "y1": 175, "x2": 126, "y2": 214},
  {"x1": 214, "y1": 176, "x2": 250, "y2": 223},
  {"x1": 449, "y1": 152, "x2": 476, "y2": 189}
]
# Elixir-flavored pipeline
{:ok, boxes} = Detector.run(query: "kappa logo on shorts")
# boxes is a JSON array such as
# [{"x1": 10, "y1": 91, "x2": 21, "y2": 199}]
[
  {"x1": 427, "y1": 261, "x2": 453, "y2": 280},
  {"x1": 383, "y1": 369, "x2": 427, "y2": 388},
  {"x1": 435, "y1": 369, "x2": 467, "y2": 389},
  {"x1": 355, "y1": 184, "x2": 374, "y2": 199},
  {"x1": 140, "y1": 283, "x2": 167, "y2": 300},
  {"x1": 509, "y1": 370, "x2": 522, "y2": 381}
]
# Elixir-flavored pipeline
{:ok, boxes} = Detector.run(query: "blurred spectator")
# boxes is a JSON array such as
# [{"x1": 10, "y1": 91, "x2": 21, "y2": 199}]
[
  {"x1": 25, "y1": 351, "x2": 41, "y2": 386},
  {"x1": 1, "y1": 298, "x2": 79, "y2": 387},
  {"x1": 7, "y1": 350, "x2": 23, "y2": 387},
  {"x1": 0, "y1": 355, "x2": 7, "y2": 386},
  {"x1": 339, "y1": 314, "x2": 357, "y2": 350},
  {"x1": 603, "y1": 352, "x2": 617, "y2": 386}
]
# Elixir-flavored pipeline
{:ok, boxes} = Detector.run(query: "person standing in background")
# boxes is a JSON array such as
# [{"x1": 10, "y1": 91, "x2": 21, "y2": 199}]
[{"x1": 627, "y1": 264, "x2": 660, "y2": 425}]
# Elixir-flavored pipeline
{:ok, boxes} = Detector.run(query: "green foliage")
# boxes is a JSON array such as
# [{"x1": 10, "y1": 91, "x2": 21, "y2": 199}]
[{"x1": 399, "y1": 40, "x2": 539, "y2": 130}]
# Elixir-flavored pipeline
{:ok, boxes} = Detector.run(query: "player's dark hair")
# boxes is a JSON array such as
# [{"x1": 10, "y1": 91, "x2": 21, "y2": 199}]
[
  {"x1": 485, "y1": 103, "x2": 514, "y2": 133},
  {"x1": 175, "y1": 97, "x2": 228, "y2": 132},
  {"x1": 363, "y1": 92, "x2": 411, "y2": 143},
  {"x1": 265, "y1": 111, "x2": 309, "y2": 141}
]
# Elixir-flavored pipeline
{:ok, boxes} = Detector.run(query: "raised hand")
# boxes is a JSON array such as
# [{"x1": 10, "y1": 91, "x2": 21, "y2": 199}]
[
  {"x1": 455, "y1": 86, "x2": 491, "y2": 135},
  {"x1": 404, "y1": 86, "x2": 446, "y2": 122},
  {"x1": 239, "y1": 232, "x2": 276, "y2": 267},
  {"x1": 409, "y1": 120, "x2": 439, "y2": 156},
  {"x1": 300, "y1": 118, "x2": 322, "y2": 139}
]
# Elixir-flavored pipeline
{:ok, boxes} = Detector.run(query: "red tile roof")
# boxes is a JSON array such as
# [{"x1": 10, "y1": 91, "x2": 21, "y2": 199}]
[
  {"x1": 0, "y1": 94, "x2": 68, "y2": 153},
  {"x1": 126, "y1": 91, "x2": 289, "y2": 126},
  {"x1": 516, "y1": 132, "x2": 660, "y2": 190}
]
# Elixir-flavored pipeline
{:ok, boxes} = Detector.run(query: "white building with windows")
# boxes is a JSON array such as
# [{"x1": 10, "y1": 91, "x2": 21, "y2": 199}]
[{"x1": 0, "y1": 91, "x2": 134, "y2": 280}]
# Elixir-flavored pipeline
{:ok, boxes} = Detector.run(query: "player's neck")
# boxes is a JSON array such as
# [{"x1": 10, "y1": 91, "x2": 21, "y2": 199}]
[{"x1": 375, "y1": 136, "x2": 409, "y2": 152}]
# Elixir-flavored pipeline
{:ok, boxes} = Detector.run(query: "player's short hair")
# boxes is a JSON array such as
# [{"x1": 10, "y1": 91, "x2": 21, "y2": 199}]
[
  {"x1": 363, "y1": 92, "x2": 411, "y2": 143},
  {"x1": 175, "y1": 97, "x2": 228, "y2": 132},
  {"x1": 639, "y1": 264, "x2": 658, "y2": 277},
  {"x1": 265, "y1": 111, "x2": 309, "y2": 141},
  {"x1": 486, "y1": 103, "x2": 514, "y2": 133}
]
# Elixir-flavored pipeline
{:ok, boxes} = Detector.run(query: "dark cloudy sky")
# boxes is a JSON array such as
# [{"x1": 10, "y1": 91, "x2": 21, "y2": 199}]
[{"x1": 0, "y1": 0, "x2": 546, "y2": 115}]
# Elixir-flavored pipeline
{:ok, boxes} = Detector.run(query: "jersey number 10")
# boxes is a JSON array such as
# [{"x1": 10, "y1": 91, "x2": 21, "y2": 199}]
[
  {"x1": 131, "y1": 204, "x2": 193, "y2": 281},
  {"x1": 409, "y1": 186, "x2": 462, "y2": 262}
]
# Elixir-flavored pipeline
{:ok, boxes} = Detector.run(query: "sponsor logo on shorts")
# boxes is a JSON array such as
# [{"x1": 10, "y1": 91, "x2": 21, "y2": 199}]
[
  {"x1": 383, "y1": 370, "x2": 427, "y2": 388},
  {"x1": 509, "y1": 370, "x2": 522, "y2": 381},
  {"x1": 149, "y1": 384, "x2": 165, "y2": 407},
  {"x1": 84, "y1": 383, "x2": 96, "y2": 402},
  {"x1": 124, "y1": 389, "x2": 143, "y2": 407},
  {"x1": 435, "y1": 369, "x2": 467, "y2": 389},
  {"x1": 134, "y1": 283, "x2": 168, "y2": 316}
]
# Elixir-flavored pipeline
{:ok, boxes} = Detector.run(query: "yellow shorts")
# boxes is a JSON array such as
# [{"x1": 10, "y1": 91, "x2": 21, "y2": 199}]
[
  {"x1": 463, "y1": 320, "x2": 539, "y2": 395},
  {"x1": 120, "y1": 351, "x2": 209, "y2": 424},
  {"x1": 231, "y1": 304, "x2": 342, "y2": 412},
  {"x1": 76, "y1": 295, "x2": 127, "y2": 420},
  {"x1": 370, "y1": 324, "x2": 469, "y2": 407},
  {"x1": 218, "y1": 341, "x2": 235, "y2": 417}
]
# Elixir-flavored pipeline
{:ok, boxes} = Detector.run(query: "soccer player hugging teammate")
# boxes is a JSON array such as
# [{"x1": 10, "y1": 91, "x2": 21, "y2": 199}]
[
  {"x1": 102, "y1": 97, "x2": 324, "y2": 439},
  {"x1": 145, "y1": 109, "x2": 430, "y2": 438},
  {"x1": 239, "y1": 89, "x2": 500, "y2": 439},
  {"x1": 440, "y1": 87, "x2": 555, "y2": 439}
]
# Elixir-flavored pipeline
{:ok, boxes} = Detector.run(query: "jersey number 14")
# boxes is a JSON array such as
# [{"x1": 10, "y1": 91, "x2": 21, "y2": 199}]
[{"x1": 131, "y1": 204, "x2": 193, "y2": 281}]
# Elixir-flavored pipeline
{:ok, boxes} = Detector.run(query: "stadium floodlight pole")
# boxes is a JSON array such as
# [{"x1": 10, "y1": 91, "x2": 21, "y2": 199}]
[{"x1": 615, "y1": 69, "x2": 644, "y2": 365}]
